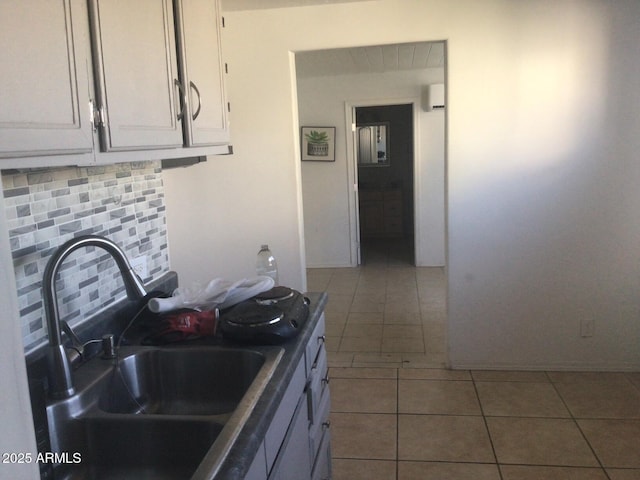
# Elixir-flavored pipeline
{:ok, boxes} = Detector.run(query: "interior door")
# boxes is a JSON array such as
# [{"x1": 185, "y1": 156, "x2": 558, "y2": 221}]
[{"x1": 353, "y1": 103, "x2": 417, "y2": 266}]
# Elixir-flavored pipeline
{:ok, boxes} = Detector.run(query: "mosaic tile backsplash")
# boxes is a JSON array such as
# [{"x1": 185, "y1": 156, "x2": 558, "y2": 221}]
[{"x1": 2, "y1": 161, "x2": 170, "y2": 354}]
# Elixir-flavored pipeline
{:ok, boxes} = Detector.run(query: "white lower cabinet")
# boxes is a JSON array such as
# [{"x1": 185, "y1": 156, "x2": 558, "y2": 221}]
[
  {"x1": 269, "y1": 393, "x2": 312, "y2": 480},
  {"x1": 311, "y1": 427, "x2": 332, "y2": 480},
  {"x1": 246, "y1": 314, "x2": 332, "y2": 480},
  {"x1": 245, "y1": 441, "x2": 267, "y2": 480}
]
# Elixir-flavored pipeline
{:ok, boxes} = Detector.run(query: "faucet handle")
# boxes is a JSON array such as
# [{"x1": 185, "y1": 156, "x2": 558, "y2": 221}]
[
  {"x1": 62, "y1": 321, "x2": 117, "y2": 361},
  {"x1": 101, "y1": 334, "x2": 117, "y2": 359},
  {"x1": 61, "y1": 320, "x2": 84, "y2": 357}
]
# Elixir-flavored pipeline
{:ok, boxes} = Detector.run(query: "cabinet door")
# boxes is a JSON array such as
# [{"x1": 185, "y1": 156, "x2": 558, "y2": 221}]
[
  {"x1": 245, "y1": 442, "x2": 268, "y2": 480},
  {"x1": 0, "y1": 0, "x2": 93, "y2": 158},
  {"x1": 269, "y1": 394, "x2": 312, "y2": 480},
  {"x1": 265, "y1": 360, "x2": 306, "y2": 467},
  {"x1": 311, "y1": 428, "x2": 332, "y2": 480},
  {"x1": 88, "y1": 0, "x2": 183, "y2": 151},
  {"x1": 175, "y1": 0, "x2": 229, "y2": 146}
]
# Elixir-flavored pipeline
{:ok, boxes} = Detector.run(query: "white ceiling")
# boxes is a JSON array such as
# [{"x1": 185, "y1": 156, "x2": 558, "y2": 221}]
[
  {"x1": 219, "y1": 1, "x2": 445, "y2": 77},
  {"x1": 295, "y1": 42, "x2": 445, "y2": 78},
  {"x1": 221, "y1": 0, "x2": 371, "y2": 11}
]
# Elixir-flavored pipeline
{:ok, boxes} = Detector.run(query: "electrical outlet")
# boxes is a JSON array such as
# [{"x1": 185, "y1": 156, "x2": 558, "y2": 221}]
[
  {"x1": 130, "y1": 255, "x2": 148, "y2": 279},
  {"x1": 580, "y1": 318, "x2": 595, "y2": 337}
]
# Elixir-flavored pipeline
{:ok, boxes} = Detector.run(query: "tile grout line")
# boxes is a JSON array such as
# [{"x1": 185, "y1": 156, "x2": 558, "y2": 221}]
[
  {"x1": 469, "y1": 371, "x2": 505, "y2": 480},
  {"x1": 318, "y1": 267, "x2": 639, "y2": 478},
  {"x1": 546, "y1": 374, "x2": 613, "y2": 480},
  {"x1": 396, "y1": 367, "x2": 400, "y2": 480}
]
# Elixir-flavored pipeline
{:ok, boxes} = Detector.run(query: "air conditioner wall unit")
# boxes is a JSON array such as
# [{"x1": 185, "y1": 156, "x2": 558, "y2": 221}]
[{"x1": 424, "y1": 83, "x2": 445, "y2": 111}]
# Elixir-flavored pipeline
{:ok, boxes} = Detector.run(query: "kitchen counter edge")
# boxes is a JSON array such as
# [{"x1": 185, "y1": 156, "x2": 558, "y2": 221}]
[{"x1": 210, "y1": 291, "x2": 328, "y2": 480}]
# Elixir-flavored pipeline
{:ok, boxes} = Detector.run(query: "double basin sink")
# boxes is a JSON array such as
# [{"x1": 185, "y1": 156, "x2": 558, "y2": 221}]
[{"x1": 47, "y1": 345, "x2": 283, "y2": 479}]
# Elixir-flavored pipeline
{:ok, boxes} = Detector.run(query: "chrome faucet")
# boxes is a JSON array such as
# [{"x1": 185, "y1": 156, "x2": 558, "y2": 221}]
[{"x1": 43, "y1": 235, "x2": 148, "y2": 399}]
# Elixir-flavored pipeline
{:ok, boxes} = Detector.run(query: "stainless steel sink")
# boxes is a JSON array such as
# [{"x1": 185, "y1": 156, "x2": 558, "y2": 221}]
[
  {"x1": 100, "y1": 348, "x2": 269, "y2": 415},
  {"x1": 47, "y1": 345, "x2": 283, "y2": 480}
]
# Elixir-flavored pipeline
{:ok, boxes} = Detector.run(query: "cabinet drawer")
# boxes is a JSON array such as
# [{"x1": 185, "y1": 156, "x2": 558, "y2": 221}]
[
  {"x1": 306, "y1": 347, "x2": 328, "y2": 425},
  {"x1": 310, "y1": 430, "x2": 332, "y2": 480},
  {"x1": 309, "y1": 383, "x2": 331, "y2": 462},
  {"x1": 305, "y1": 314, "x2": 326, "y2": 376}
]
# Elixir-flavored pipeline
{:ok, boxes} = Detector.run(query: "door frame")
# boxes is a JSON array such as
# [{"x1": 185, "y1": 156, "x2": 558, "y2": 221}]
[{"x1": 344, "y1": 97, "x2": 421, "y2": 266}]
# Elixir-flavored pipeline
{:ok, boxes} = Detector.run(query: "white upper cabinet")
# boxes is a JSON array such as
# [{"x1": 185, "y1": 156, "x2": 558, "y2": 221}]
[
  {"x1": 0, "y1": 0, "x2": 230, "y2": 167},
  {"x1": 0, "y1": 0, "x2": 94, "y2": 160},
  {"x1": 88, "y1": 0, "x2": 184, "y2": 151},
  {"x1": 175, "y1": 0, "x2": 230, "y2": 146},
  {"x1": 89, "y1": 0, "x2": 230, "y2": 153}
]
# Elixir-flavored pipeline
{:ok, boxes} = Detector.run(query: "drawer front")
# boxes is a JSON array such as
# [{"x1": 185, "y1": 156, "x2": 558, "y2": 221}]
[
  {"x1": 306, "y1": 346, "x2": 328, "y2": 425},
  {"x1": 305, "y1": 314, "x2": 326, "y2": 376},
  {"x1": 310, "y1": 429, "x2": 332, "y2": 480},
  {"x1": 309, "y1": 383, "x2": 331, "y2": 462}
]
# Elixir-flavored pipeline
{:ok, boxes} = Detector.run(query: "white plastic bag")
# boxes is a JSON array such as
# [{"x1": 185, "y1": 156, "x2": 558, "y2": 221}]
[{"x1": 147, "y1": 276, "x2": 274, "y2": 313}]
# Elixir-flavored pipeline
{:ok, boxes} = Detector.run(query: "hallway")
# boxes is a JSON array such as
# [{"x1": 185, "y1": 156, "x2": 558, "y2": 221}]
[{"x1": 307, "y1": 247, "x2": 445, "y2": 369}]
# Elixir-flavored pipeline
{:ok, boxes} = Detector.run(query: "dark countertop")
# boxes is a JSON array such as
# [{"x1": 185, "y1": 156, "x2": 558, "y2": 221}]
[
  {"x1": 27, "y1": 271, "x2": 327, "y2": 480},
  {"x1": 209, "y1": 291, "x2": 328, "y2": 479}
]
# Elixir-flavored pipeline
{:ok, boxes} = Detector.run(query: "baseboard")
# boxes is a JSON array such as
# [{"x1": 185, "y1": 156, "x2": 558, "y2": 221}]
[{"x1": 449, "y1": 361, "x2": 640, "y2": 372}]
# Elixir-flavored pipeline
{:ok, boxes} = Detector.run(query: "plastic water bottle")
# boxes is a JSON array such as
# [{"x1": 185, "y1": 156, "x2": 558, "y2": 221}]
[{"x1": 256, "y1": 245, "x2": 278, "y2": 285}]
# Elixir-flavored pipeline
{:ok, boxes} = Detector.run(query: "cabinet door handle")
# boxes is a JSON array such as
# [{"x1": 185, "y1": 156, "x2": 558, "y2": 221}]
[
  {"x1": 190, "y1": 81, "x2": 202, "y2": 121},
  {"x1": 174, "y1": 79, "x2": 186, "y2": 121}
]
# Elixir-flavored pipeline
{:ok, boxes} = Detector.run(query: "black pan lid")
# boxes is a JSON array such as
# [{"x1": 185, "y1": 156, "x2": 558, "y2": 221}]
[
  {"x1": 255, "y1": 286, "x2": 294, "y2": 304},
  {"x1": 223, "y1": 302, "x2": 284, "y2": 326}
]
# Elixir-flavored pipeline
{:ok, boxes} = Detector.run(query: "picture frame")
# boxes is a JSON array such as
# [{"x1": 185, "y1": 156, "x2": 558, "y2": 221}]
[{"x1": 301, "y1": 126, "x2": 336, "y2": 162}]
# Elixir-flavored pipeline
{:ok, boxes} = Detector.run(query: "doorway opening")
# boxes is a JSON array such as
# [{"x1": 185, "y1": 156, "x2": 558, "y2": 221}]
[
  {"x1": 295, "y1": 41, "x2": 446, "y2": 271},
  {"x1": 355, "y1": 104, "x2": 414, "y2": 266}
]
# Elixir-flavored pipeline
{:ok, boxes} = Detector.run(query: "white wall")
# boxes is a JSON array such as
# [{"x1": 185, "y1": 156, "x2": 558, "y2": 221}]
[
  {"x1": 418, "y1": 108, "x2": 445, "y2": 266},
  {"x1": 165, "y1": 0, "x2": 640, "y2": 370},
  {"x1": 445, "y1": 0, "x2": 640, "y2": 370},
  {"x1": 297, "y1": 68, "x2": 446, "y2": 267},
  {"x1": 162, "y1": 48, "x2": 307, "y2": 290}
]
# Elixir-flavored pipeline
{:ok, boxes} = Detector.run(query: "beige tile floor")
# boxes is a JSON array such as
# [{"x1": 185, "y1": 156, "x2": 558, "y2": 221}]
[{"x1": 306, "y1": 241, "x2": 640, "y2": 480}]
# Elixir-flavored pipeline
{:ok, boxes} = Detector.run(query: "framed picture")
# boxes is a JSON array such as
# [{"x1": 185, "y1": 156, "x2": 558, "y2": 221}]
[{"x1": 301, "y1": 127, "x2": 336, "y2": 162}]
